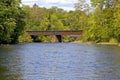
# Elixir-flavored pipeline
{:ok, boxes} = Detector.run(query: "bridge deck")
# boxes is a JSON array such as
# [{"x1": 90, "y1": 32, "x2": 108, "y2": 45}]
[{"x1": 27, "y1": 30, "x2": 83, "y2": 36}]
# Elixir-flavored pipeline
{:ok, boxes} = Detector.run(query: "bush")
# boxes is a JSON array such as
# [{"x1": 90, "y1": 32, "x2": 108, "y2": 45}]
[
  {"x1": 18, "y1": 33, "x2": 33, "y2": 43},
  {"x1": 109, "y1": 38, "x2": 118, "y2": 43}
]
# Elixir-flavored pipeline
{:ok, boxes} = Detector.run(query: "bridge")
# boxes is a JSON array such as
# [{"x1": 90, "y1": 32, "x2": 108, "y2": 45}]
[{"x1": 26, "y1": 30, "x2": 83, "y2": 42}]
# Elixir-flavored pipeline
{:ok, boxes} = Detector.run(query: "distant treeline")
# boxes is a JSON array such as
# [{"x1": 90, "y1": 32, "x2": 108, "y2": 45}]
[{"x1": 0, "y1": 0, "x2": 120, "y2": 43}]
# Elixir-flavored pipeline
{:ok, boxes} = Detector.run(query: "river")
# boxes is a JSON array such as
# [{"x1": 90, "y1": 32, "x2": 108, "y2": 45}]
[{"x1": 0, "y1": 43, "x2": 120, "y2": 80}]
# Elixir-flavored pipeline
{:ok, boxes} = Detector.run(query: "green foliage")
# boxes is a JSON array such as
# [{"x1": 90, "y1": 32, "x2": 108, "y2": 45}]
[
  {"x1": 18, "y1": 33, "x2": 33, "y2": 43},
  {"x1": 18, "y1": 0, "x2": 120, "y2": 43},
  {"x1": 113, "y1": 3, "x2": 120, "y2": 42},
  {"x1": 75, "y1": 0, "x2": 120, "y2": 43},
  {"x1": 62, "y1": 36, "x2": 78, "y2": 42},
  {"x1": 109, "y1": 38, "x2": 118, "y2": 43},
  {"x1": 22, "y1": 4, "x2": 88, "y2": 42},
  {"x1": 36, "y1": 36, "x2": 51, "y2": 42},
  {"x1": 0, "y1": 0, "x2": 25, "y2": 44},
  {"x1": 1, "y1": 0, "x2": 119, "y2": 43}
]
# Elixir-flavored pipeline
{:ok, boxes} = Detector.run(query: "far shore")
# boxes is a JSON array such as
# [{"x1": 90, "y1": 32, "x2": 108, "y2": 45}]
[
  {"x1": 0, "y1": 41, "x2": 120, "y2": 46},
  {"x1": 72, "y1": 41, "x2": 120, "y2": 46}
]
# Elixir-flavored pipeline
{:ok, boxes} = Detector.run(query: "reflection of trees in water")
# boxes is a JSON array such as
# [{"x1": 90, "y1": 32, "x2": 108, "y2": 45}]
[
  {"x1": 0, "y1": 45, "x2": 22, "y2": 80},
  {"x1": 0, "y1": 66, "x2": 9, "y2": 80},
  {"x1": 92, "y1": 45, "x2": 120, "y2": 79}
]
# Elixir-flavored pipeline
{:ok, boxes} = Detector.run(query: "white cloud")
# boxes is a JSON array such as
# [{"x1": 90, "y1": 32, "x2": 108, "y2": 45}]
[{"x1": 21, "y1": 0, "x2": 77, "y2": 11}]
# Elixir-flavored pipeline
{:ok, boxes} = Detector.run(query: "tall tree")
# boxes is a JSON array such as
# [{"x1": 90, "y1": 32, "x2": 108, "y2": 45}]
[
  {"x1": 0, "y1": 0, "x2": 25, "y2": 44},
  {"x1": 75, "y1": 0, "x2": 120, "y2": 43},
  {"x1": 75, "y1": 0, "x2": 90, "y2": 11},
  {"x1": 113, "y1": 0, "x2": 120, "y2": 42}
]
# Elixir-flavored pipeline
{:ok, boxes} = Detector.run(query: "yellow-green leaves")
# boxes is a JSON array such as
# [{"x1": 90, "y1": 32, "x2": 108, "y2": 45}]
[{"x1": 0, "y1": 0, "x2": 25, "y2": 44}]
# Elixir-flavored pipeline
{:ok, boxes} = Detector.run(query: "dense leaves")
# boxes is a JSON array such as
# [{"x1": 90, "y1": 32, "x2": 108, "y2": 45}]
[
  {"x1": 22, "y1": 5, "x2": 85, "y2": 42},
  {"x1": 1, "y1": 0, "x2": 120, "y2": 43},
  {"x1": 0, "y1": 0, "x2": 25, "y2": 44},
  {"x1": 21, "y1": 0, "x2": 120, "y2": 43},
  {"x1": 76, "y1": 0, "x2": 120, "y2": 43}
]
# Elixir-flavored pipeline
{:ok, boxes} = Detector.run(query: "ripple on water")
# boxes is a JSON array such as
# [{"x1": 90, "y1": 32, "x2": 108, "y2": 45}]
[{"x1": 0, "y1": 43, "x2": 120, "y2": 80}]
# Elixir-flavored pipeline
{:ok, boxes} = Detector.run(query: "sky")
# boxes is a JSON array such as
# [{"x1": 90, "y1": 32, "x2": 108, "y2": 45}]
[{"x1": 21, "y1": 0, "x2": 78, "y2": 11}]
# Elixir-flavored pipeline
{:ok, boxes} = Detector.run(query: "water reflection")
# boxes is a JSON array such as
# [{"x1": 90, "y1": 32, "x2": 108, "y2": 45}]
[
  {"x1": 0, "y1": 43, "x2": 120, "y2": 80},
  {"x1": 92, "y1": 45, "x2": 120, "y2": 80},
  {"x1": 0, "y1": 45, "x2": 22, "y2": 80}
]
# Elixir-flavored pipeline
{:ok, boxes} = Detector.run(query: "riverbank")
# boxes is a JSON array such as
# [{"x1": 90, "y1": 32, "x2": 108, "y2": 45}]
[
  {"x1": 0, "y1": 40, "x2": 120, "y2": 46},
  {"x1": 97, "y1": 42, "x2": 119, "y2": 45},
  {"x1": 73, "y1": 41, "x2": 120, "y2": 46}
]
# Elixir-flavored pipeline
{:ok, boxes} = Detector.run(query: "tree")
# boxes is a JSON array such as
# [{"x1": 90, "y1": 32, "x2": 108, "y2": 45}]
[
  {"x1": 75, "y1": 0, "x2": 120, "y2": 43},
  {"x1": 0, "y1": 0, "x2": 25, "y2": 44},
  {"x1": 90, "y1": 0, "x2": 120, "y2": 42},
  {"x1": 75, "y1": 0, "x2": 90, "y2": 11},
  {"x1": 113, "y1": 1, "x2": 120, "y2": 42}
]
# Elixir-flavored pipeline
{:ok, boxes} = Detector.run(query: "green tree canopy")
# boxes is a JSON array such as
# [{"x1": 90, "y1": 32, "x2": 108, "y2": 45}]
[
  {"x1": 0, "y1": 0, "x2": 25, "y2": 44},
  {"x1": 75, "y1": 0, "x2": 120, "y2": 43}
]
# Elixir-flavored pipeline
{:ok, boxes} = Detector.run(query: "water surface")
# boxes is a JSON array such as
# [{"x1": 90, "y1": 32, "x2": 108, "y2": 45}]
[{"x1": 0, "y1": 43, "x2": 120, "y2": 80}]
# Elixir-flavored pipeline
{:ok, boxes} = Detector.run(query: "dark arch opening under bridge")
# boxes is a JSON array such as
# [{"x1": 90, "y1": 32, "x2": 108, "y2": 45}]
[{"x1": 26, "y1": 30, "x2": 83, "y2": 42}]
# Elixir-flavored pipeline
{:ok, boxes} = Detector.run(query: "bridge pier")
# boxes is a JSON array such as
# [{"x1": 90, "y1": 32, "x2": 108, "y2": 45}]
[
  {"x1": 56, "y1": 35, "x2": 62, "y2": 42},
  {"x1": 52, "y1": 35, "x2": 62, "y2": 42},
  {"x1": 31, "y1": 35, "x2": 37, "y2": 42}
]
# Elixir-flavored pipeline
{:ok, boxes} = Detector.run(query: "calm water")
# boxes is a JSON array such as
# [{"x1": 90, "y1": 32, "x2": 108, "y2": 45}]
[{"x1": 0, "y1": 43, "x2": 120, "y2": 80}]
